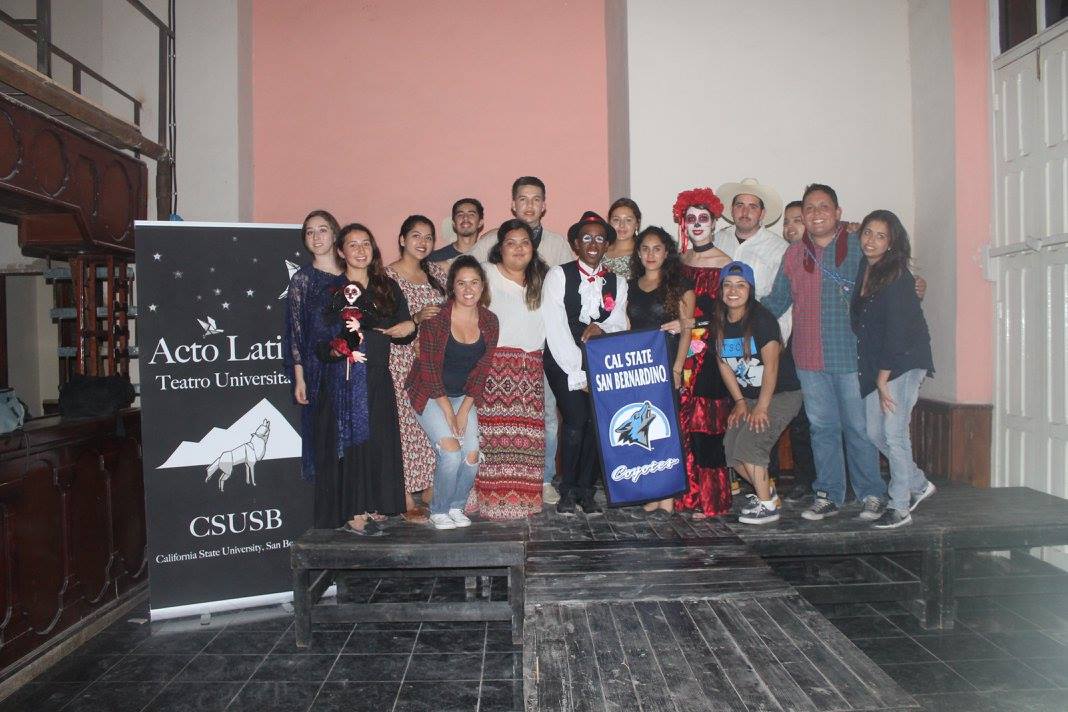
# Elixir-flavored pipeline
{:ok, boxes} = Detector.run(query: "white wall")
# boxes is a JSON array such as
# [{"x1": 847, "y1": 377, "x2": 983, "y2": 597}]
[
  {"x1": 908, "y1": 0, "x2": 956, "y2": 401},
  {"x1": 625, "y1": 0, "x2": 915, "y2": 237}
]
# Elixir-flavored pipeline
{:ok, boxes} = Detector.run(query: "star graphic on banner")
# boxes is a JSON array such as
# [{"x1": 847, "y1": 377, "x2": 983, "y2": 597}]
[
  {"x1": 294, "y1": 251, "x2": 301, "y2": 257},
  {"x1": 153, "y1": 253, "x2": 161, "y2": 261},
  {"x1": 232, "y1": 236, "x2": 238, "y2": 242},
  {"x1": 246, "y1": 289, "x2": 255, "y2": 297},
  {"x1": 214, "y1": 288, "x2": 222, "y2": 296},
  {"x1": 252, "y1": 257, "x2": 258, "y2": 263},
  {"x1": 148, "y1": 304, "x2": 158, "y2": 312},
  {"x1": 173, "y1": 270, "x2": 183, "y2": 279},
  {"x1": 266, "y1": 304, "x2": 272, "y2": 311},
  {"x1": 196, "y1": 295, "x2": 203, "y2": 301},
  {"x1": 222, "y1": 302, "x2": 230, "y2": 310},
  {"x1": 209, "y1": 267, "x2": 215, "y2": 273}
]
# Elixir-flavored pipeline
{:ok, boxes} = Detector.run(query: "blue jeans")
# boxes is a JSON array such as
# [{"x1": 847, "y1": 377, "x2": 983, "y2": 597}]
[
  {"x1": 543, "y1": 372, "x2": 558, "y2": 483},
  {"x1": 864, "y1": 368, "x2": 930, "y2": 512},
  {"x1": 415, "y1": 396, "x2": 480, "y2": 515},
  {"x1": 797, "y1": 369, "x2": 885, "y2": 506}
]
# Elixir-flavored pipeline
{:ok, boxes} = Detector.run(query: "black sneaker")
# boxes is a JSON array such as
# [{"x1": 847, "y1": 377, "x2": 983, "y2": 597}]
[
  {"x1": 738, "y1": 504, "x2": 780, "y2": 525},
  {"x1": 578, "y1": 494, "x2": 603, "y2": 516},
  {"x1": 783, "y1": 484, "x2": 811, "y2": 503},
  {"x1": 909, "y1": 482, "x2": 936, "y2": 512},
  {"x1": 801, "y1": 497, "x2": 839, "y2": 521},
  {"x1": 872, "y1": 509, "x2": 912, "y2": 529},
  {"x1": 556, "y1": 492, "x2": 577, "y2": 516}
]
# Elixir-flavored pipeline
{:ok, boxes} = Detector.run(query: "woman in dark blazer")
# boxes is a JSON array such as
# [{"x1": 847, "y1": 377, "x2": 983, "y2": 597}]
[
  {"x1": 851, "y1": 210, "x2": 936, "y2": 530},
  {"x1": 406, "y1": 256, "x2": 499, "y2": 530}
]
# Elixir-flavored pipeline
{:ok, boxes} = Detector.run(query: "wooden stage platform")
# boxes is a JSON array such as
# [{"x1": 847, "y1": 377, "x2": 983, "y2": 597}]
[{"x1": 294, "y1": 483, "x2": 1068, "y2": 711}]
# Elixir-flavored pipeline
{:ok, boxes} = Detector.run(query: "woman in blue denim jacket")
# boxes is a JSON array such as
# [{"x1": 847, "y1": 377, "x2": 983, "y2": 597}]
[{"x1": 850, "y1": 210, "x2": 936, "y2": 529}]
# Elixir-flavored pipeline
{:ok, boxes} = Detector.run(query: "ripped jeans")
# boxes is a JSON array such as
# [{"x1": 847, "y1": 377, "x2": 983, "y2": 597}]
[{"x1": 415, "y1": 396, "x2": 480, "y2": 516}]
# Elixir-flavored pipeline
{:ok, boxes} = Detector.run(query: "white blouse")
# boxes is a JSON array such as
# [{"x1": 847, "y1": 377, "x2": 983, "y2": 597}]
[{"x1": 484, "y1": 263, "x2": 547, "y2": 352}]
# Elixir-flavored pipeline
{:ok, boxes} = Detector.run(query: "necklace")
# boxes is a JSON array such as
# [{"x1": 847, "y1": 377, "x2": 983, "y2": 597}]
[{"x1": 691, "y1": 242, "x2": 715, "y2": 253}]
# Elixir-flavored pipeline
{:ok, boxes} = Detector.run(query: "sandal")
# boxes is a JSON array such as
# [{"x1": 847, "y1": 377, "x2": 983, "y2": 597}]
[
  {"x1": 368, "y1": 512, "x2": 387, "y2": 523},
  {"x1": 341, "y1": 519, "x2": 384, "y2": 536},
  {"x1": 401, "y1": 507, "x2": 429, "y2": 524}
]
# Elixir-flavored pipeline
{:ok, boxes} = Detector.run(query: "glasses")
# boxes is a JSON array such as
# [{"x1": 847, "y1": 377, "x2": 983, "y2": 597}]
[{"x1": 579, "y1": 234, "x2": 607, "y2": 244}]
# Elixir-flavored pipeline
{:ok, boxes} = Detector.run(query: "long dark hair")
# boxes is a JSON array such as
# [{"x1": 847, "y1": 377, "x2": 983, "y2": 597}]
[
  {"x1": 447, "y1": 255, "x2": 490, "y2": 307},
  {"x1": 859, "y1": 209, "x2": 911, "y2": 297},
  {"x1": 337, "y1": 223, "x2": 395, "y2": 313},
  {"x1": 488, "y1": 218, "x2": 548, "y2": 310},
  {"x1": 712, "y1": 276, "x2": 760, "y2": 361},
  {"x1": 399, "y1": 214, "x2": 445, "y2": 295},
  {"x1": 629, "y1": 226, "x2": 685, "y2": 320}
]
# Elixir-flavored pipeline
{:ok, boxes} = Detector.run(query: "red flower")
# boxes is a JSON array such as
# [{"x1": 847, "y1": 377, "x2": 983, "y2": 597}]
[
  {"x1": 602, "y1": 294, "x2": 615, "y2": 311},
  {"x1": 672, "y1": 187, "x2": 724, "y2": 224}
]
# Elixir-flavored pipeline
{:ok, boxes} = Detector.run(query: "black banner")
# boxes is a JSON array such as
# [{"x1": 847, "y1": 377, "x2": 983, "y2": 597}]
[{"x1": 135, "y1": 221, "x2": 313, "y2": 616}]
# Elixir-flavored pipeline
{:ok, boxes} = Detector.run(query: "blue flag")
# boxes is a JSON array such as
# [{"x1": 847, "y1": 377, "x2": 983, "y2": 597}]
[{"x1": 584, "y1": 329, "x2": 686, "y2": 506}]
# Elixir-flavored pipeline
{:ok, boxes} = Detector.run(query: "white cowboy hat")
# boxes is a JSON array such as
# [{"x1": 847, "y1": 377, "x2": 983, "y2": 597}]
[{"x1": 717, "y1": 177, "x2": 783, "y2": 227}]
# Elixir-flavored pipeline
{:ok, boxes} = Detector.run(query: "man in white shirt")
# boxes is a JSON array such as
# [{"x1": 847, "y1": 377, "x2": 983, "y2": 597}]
[
  {"x1": 543, "y1": 211, "x2": 629, "y2": 515},
  {"x1": 468, "y1": 176, "x2": 574, "y2": 267},
  {"x1": 714, "y1": 177, "x2": 791, "y2": 340}
]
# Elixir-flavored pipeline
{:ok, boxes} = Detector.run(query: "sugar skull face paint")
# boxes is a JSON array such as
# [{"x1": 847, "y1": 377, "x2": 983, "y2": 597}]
[
  {"x1": 684, "y1": 207, "x2": 714, "y2": 244},
  {"x1": 343, "y1": 283, "x2": 362, "y2": 305}
]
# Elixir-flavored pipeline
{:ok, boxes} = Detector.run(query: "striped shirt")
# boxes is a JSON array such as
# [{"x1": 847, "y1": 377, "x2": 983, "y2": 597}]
[{"x1": 762, "y1": 227, "x2": 862, "y2": 374}]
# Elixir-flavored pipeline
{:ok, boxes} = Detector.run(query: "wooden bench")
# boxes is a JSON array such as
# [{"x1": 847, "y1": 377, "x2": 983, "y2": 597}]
[
  {"x1": 731, "y1": 484, "x2": 1068, "y2": 630},
  {"x1": 291, "y1": 522, "x2": 526, "y2": 648}
]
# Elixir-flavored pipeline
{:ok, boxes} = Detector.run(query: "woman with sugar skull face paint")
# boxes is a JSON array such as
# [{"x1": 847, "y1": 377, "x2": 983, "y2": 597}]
[{"x1": 671, "y1": 188, "x2": 734, "y2": 519}]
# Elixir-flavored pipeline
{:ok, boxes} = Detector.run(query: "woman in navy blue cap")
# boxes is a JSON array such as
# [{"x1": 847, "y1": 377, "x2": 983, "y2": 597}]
[{"x1": 713, "y1": 261, "x2": 803, "y2": 524}]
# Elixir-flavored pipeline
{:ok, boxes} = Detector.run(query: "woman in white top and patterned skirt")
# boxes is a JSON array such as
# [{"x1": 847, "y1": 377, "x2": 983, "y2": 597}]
[{"x1": 472, "y1": 219, "x2": 550, "y2": 519}]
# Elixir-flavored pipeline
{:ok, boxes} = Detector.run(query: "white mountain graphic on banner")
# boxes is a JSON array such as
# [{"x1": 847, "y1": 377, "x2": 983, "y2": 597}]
[{"x1": 158, "y1": 397, "x2": 300, "y2": 469}]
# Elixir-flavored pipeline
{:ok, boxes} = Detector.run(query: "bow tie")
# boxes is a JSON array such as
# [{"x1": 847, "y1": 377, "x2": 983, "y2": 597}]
[{"x1": 578, "y1": 263, "x2": 607, "y2": 282}]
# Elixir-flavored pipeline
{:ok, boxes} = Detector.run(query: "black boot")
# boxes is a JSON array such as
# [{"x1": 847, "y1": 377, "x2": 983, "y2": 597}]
[
  {"x1": 577, "y1": 491, "x2": 603, "y2": 515},
  {"x1": 556, "y1": 491, "x2": 577, "y2": 516}
]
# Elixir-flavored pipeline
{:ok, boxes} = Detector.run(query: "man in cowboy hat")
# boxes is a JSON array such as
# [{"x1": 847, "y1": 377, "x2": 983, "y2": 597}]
[{"x1": 715, "y1": 177, "x2": 791, "y2": 339}]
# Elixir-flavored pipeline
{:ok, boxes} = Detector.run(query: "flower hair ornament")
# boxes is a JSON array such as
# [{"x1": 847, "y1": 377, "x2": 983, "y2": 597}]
[{"x1": 672, "y1": 187, "x2": 724, "y2": 253}]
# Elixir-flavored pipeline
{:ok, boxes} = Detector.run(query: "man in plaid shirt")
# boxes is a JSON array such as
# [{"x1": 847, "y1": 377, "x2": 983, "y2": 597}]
[{"x1": 762, "y1": 184, "x2": 887, "y2": 521}]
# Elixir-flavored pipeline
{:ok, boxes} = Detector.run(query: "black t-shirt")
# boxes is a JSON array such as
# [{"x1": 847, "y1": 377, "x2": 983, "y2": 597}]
[
  {"x1": 626, "y1": 275, "x2": 694, "y2": 359},
  {"x1": 428, "y1": 243, "x2": 464, "y2": 262},
  {"x1": 719, "y1": 305, "x2": 799, "y2": 399}
]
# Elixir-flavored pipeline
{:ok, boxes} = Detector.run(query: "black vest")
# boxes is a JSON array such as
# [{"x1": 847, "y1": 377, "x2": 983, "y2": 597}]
[{"x1": 560, "y1": 261, "x2": 619, "y2": 345}]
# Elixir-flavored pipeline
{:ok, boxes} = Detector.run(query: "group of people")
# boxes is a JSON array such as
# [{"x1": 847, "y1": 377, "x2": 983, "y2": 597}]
[{"x1": 283, "y1": 175, "x2": 936, "y2": 534}]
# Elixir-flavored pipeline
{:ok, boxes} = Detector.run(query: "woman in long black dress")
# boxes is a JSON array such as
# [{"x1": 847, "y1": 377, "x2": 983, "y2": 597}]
[
  {"x1": 312, "y1": 223, "x2": 412, "y2": 534},
  {"x1": 626, "y1": 226, "x2": 695, "y2": 515},
  {"x1": 284, "y1": 209, "x2": 344, "y2": 481}
]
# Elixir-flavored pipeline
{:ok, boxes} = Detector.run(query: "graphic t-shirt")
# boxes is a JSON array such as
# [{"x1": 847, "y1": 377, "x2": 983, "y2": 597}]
[{"x1": 719, "y1": 305, "x2": 800, "y2": 400}]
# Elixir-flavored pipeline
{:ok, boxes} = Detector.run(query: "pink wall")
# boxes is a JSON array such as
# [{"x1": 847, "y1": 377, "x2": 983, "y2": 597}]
[
  {"x1": 250, "y1": 0, "x2": 609, "y2": 262},
  {"x1": 951, "y1": 0, "x2": 994, "y2": 403}
]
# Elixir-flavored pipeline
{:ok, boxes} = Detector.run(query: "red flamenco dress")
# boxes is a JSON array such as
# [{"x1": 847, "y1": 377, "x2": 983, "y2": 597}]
[{"x1": 676, "y1": 264, "x2": 732, "y2": 517}]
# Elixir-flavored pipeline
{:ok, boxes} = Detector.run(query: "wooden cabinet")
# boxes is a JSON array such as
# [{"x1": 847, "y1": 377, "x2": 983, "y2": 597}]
[{"x1": 0, "y1": 410, "x2": 145, "y2": 673}]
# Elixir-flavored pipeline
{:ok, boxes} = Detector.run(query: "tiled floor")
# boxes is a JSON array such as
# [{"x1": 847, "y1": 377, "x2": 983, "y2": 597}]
[
  {"x1": 812, "y1": 594, "x2": 1068, "y2": 712},
  {"x1": 1, "y1": 577, "x2": 522, "y2": 712}
]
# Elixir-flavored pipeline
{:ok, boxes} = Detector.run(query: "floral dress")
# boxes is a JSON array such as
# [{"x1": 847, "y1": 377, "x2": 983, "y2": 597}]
[{"x1": 386, "y1": 263, "x2": 448, "y2": 494}]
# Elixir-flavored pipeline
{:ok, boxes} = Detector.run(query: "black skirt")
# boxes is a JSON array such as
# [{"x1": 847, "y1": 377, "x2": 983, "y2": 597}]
[{"x1": 312, "y1": 363, "x2": 406, "y2": 528}]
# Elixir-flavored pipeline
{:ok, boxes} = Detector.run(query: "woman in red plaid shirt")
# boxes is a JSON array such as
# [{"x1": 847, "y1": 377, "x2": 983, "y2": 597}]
[{"x1": 406, "y1": 256, "x2": 500, "y2": 529}]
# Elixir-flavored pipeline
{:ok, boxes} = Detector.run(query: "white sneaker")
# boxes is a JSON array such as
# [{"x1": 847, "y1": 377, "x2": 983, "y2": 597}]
[
  {"x1": 542, "y1": 483, "x2": 560, "y2": 505},
  {"x1": 429, "y1": 513, "x2": 456, "y2": 530},
  {"x1": 448, "y1": 509, "x2": 472, "y2": 527}
]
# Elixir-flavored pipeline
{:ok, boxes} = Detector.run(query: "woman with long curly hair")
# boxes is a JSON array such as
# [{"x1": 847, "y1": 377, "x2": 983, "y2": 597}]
[
  {"x1": 312, "y1": 224, "x2": 412, "y2": 534},
  {"x1": 625, "y1": 226, "x2": 695, "y2": 515}
]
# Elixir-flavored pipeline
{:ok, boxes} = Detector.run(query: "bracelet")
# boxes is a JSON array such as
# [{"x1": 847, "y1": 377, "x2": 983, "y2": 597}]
[{"x1": 734, "y1": 396, "x2": 744, "y2": 403}]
